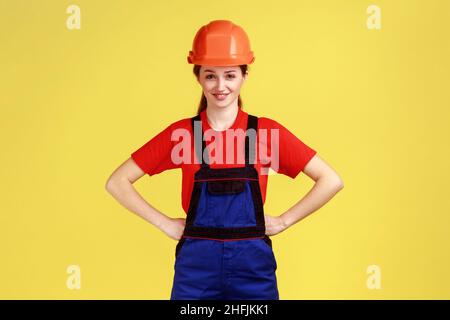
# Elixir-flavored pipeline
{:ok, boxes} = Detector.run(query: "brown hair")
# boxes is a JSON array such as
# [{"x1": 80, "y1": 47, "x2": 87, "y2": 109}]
[{"x1": 193, "y1": 65, "x2": 248, "y2": 115}]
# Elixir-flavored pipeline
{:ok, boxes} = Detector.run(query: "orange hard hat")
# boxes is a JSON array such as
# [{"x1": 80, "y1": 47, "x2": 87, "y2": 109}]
[{"x1": 187, "y1": 20, "x2": 255, "y2": 66}]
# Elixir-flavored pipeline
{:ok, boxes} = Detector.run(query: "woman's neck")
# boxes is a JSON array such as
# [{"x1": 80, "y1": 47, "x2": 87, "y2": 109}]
[{"x1": 205, "y1": 103, "x2": 239, "y2": 132}]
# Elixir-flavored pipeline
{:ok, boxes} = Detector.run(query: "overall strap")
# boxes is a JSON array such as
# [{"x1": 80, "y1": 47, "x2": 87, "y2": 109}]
[
  {"x1": 245, "y1": 114, "x2": 258, "y2": 167},
  {"x1": 191, "y1": 113, "x2": 259, "y2": 168},
  {"x1": 191, "y1": 114, "x2": 209, "y2": 168}
]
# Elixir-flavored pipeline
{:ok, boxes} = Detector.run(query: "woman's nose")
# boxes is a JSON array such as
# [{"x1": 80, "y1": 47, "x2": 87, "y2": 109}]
[{"x1": 215, "y1": 77, "x2": 227, "y2": 91}]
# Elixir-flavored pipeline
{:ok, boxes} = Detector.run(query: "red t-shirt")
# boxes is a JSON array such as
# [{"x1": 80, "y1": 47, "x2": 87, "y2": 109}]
[{"x1": 131, "y1": 108, "x2": 317, "y2": 214}]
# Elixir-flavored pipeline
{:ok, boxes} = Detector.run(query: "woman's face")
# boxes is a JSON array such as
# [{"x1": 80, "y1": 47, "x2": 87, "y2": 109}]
[{"x1": 197, "y1": 65, "x2": 247, "y2": 109}]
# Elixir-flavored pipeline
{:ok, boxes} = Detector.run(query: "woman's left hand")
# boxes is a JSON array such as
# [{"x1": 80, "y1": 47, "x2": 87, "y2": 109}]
[{"x1": 264, "y1": 214, "x2": 288, "y2": 236}]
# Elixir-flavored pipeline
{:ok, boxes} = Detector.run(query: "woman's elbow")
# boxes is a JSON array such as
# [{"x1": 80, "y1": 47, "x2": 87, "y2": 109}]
[
  {"x1": 105, "y1": 175, "x2": 121, "y2": 194},
  {"x1": 321, "y1": 173, "x2": 344, "y2": 191},
  {"x1": 332, "y1": 175, "x2": 344, "y2": 191},
  {"x1": 336, "y1": 179, "x2": 344, "y2": 190},
  {"x1": 105, "y1": 177, "x2": 114, "y2": 193},
  {"x1": 106, "y1": 158, "x2": 145, "y2": 192}
]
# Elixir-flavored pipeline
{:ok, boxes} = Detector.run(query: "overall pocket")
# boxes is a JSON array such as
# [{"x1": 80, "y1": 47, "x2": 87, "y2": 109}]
[
  {"x1": 262, "y1": 235, "x2": 273, "y2": 249},
  {"x1": 258, "y1": 236, "x2": 277, "y2": 271},
  {"x1": 175, "y1": 237, "x2": 186, "y2": 258},
  {"x1": 207, "y1": 180, "x2": 245, "y2": 195},
  {"x1": 206, "y1": 180, "x2": 248, "y2": 227}
]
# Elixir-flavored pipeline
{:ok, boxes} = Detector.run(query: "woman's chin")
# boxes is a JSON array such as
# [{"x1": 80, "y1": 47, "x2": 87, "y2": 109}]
[{"x1": 208, "y1": 97, "x2": 237, "y2": 109}]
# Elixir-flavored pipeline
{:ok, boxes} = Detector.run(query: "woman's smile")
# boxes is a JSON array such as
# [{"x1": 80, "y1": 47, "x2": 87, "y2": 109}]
[{"x1": 212, "y1": 93, "x2": 230, "y2": 101}]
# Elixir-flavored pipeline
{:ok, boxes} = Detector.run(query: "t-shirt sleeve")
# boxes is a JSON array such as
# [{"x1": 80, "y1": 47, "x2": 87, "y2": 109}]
[
  {"x1": 130, "y1": 123, "x2": 179, "y2": 176},
  {"x1": 266, "y1": 119, "x2": 317, "y2": 179}
]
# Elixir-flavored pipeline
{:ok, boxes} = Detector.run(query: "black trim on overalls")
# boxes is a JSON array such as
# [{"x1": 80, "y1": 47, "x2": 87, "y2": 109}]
[{"x1": 176, "y1": 113, "x2": 271, "y2": 256}]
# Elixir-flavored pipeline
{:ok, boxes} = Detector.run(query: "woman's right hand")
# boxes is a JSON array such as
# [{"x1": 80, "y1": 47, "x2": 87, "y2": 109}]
[{"x1": 159, "y1": 217, "x2": 186, "y2": 241}]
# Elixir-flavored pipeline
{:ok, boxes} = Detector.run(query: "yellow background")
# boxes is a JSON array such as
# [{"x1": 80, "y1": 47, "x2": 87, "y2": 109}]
[{"x1": 1, "y1": 0, "x2": 449, "y2": 299}]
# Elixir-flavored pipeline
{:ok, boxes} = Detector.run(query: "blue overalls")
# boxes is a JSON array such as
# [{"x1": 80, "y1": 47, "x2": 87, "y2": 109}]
[{"x1": 170, "y1": 114, "x2": 279, "y2": 300}]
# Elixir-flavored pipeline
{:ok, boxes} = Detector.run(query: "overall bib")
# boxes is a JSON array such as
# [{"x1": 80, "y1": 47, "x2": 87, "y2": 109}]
[{"x1": 170, "y1": 114, "x2": 279, "y2": 300}]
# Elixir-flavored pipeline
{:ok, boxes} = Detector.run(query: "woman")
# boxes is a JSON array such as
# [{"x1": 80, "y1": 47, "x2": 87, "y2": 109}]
[{"x1": 106, "y1": 20, "x2": 344, "y2": 300}]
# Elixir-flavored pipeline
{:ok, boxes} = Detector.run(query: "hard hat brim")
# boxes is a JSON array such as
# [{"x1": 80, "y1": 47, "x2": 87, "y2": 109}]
[{"x1": 187, "y1": 54, "x2": 255, "y2": 66}]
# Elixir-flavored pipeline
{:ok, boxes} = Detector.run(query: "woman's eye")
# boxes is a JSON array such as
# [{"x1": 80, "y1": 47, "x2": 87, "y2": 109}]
[{"x1": 205, "y1": 74, "x2": 236, "y2": 80}]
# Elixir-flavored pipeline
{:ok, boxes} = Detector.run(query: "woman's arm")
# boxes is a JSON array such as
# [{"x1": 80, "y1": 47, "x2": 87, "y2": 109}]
[
  {"x1": 265, "y1": 154, "x2": 344, "y2": 235},
  {"x1": 105, "y1": 158, "x2": 185, "y2": 240}
]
